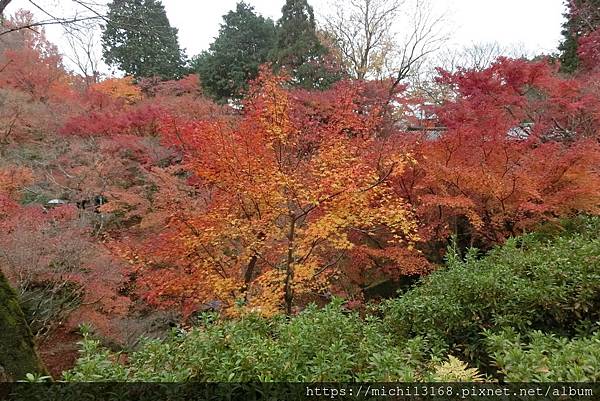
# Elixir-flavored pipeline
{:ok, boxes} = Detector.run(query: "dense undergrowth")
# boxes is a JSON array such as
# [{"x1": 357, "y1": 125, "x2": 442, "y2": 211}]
[{"x1": 64, "y1": 217, "x2": 600, "y2": 382}]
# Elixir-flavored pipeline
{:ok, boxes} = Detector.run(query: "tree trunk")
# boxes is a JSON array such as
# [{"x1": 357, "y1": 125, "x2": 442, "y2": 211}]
[
  {"x1": 0, "y1": 0, "x2": 12, "y2": 17},
  {"x1": 242, "y1": 255, "x2": 258, "y2": 303},
  {"x1": 0, "y1": 271, "x2": 45, "y2": 381},
  {"x1": 284, "y1": 218, "x2": 296, "y2": 315}
]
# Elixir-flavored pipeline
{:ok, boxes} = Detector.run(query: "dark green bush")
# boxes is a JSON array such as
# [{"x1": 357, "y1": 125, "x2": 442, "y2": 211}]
[
  {"x1": 382, "y1": 221, "x2": 600, "y2": 362},
  {"x1": 527, "y1": 214, "x2": 600, "y2": 242},
  {"x1": 485, "y1": 328, "x2": 600, "y2": 381},
  {"x1": 65, "y1": 300, "x2": 442, "y2": 382}
]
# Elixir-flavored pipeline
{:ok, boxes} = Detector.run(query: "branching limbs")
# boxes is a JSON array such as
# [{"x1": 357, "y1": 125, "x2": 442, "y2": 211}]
[{"x1": 324, "y1": 0, "x2": 447, "y2": 84}]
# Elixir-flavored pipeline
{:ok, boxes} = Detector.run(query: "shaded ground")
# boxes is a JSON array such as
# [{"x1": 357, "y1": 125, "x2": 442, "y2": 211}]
[{"x1": 38, "y1": 327, "x2": 81, "y2": 379}]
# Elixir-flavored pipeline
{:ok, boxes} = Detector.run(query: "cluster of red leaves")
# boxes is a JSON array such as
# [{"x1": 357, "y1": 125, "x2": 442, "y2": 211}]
[
  {"x1": 61, "y1": 74, "x2": 227, "y2": 145},
  {"x1": 61, "y1": 76, "x2": 162, "y2": 137},
  {"x1": 0, "y1": 11, "x2": 75, "y2": 103},
  {"x1": 0, "y1": 12, "x2": 80, "y2": 146},
  {"x1": 569, "y1": 0, "x2": 600, "y2": 72},
  {"x1": 394, "y1": 58, "x2": 600, "y2": 256},
  {"x1": 435, "y1": 58, "x2": 600, "y2": 140},
  {"x1": 0, "y1": 200, "x2": 132, "y2": 339},
  {"x1": 61, "y1": 103, "x2": 165, "y2": 137},
  {"x1": 138, "y1": 74, "x2": 202, "y2": 97},
  {"x1": 578, "y1": 29, "x2": 600, "y2": 71}
]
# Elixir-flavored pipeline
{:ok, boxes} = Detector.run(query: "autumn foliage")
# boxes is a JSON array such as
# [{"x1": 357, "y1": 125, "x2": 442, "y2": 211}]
[
  {"x1": 395, "y1": 58, "x2": 600, "y2": 255},
  {"x1": 2, "y1": 6, "x2": 600, "y2": 373},
  {"x1": 89, "y1": 76, "x2": 142, "y2": 104},
  {"x1": 0, "y1": 11, "x2": 74, "y2": 102},
  {"x1": 134, "y1": 71, "x2": 421, "y2": 316}
]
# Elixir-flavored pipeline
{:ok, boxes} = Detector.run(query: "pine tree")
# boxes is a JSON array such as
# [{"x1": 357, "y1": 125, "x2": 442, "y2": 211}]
[
  {"x1": 272, "y1": 0, "x2": 343, "y2": 88},
  {"x1": 559, "y1": 0, "x2": 600, "y2": 73},
  {"x1": 193, "y1": 2, "x2": 276, "y2": 103},
  {"x1": 102, "y1": 0, "x2": 186, "y2": 80}
]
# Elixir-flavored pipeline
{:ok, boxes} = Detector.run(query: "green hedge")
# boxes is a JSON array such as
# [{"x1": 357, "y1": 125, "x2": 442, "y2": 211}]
[
  {"x1": 485, "y1": 328, "x2": 600, "y2": 381},
  {"x1": 382, "y1": 220, "x2": 600, "y2": 362},
  {"x1": 65, "y1": 300, "x2": 445, "y2": 381}
]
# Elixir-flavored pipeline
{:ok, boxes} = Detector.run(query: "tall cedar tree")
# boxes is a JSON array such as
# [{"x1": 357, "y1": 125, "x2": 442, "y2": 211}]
[
  {"x1": 194, "y1": 2, "x2": 276, "y2": 103},
  {"x1": 102, "y1": 0, "x2": 186, "y2": 80},
  {"x1": 273, "y1": 0, "x2": 342, "y2": 88},
  {"x1": 559, "y1": 0, "x2": 600, "y2": 73}
]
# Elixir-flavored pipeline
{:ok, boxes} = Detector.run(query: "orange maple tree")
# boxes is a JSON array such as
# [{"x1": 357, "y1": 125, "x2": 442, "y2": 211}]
[
  {"x1": 136, "y1": 71, "x2": 421, "y2": 316},
  {"x1": 0, "y1": 165, "x2": 33, "y2": 199},
  {"x1": 89, "y1": 76, "x2": 142, "y2": 105},
  {"x1": 0, "y1": 10, "x2": 74, "y2": 102}
]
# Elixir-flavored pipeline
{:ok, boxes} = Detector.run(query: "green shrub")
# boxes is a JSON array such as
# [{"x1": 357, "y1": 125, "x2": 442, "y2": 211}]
[
  {"x1": 529, "y1": 214, "x2": 600, "y2": 241},
  {"x1": 485, "y1": 328, "x2": 600, "y2": 381},
  {"x1": 65, "y1": 300, "x2": 442, "y2": 382},
  {"x1": 382, "y1": 225, "x2": 600, "y2": 362}
]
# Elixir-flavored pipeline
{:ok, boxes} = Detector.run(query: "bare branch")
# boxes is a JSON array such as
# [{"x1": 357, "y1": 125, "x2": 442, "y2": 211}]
[
  {"x1": 323, "y1": 0, "x2": 447, "y2": 82},
  {"x1": 0, "y1": 15, "x2": 101, "y2": 36}
]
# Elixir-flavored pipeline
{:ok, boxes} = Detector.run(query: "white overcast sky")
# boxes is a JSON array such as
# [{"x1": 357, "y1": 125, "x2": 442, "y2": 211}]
[
  {"x1": 160, "y1": 0, "x2": 567, "y2": 55},
  {"x1": 5, "y1": 0, "x2": 566, "y2": 71}
]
